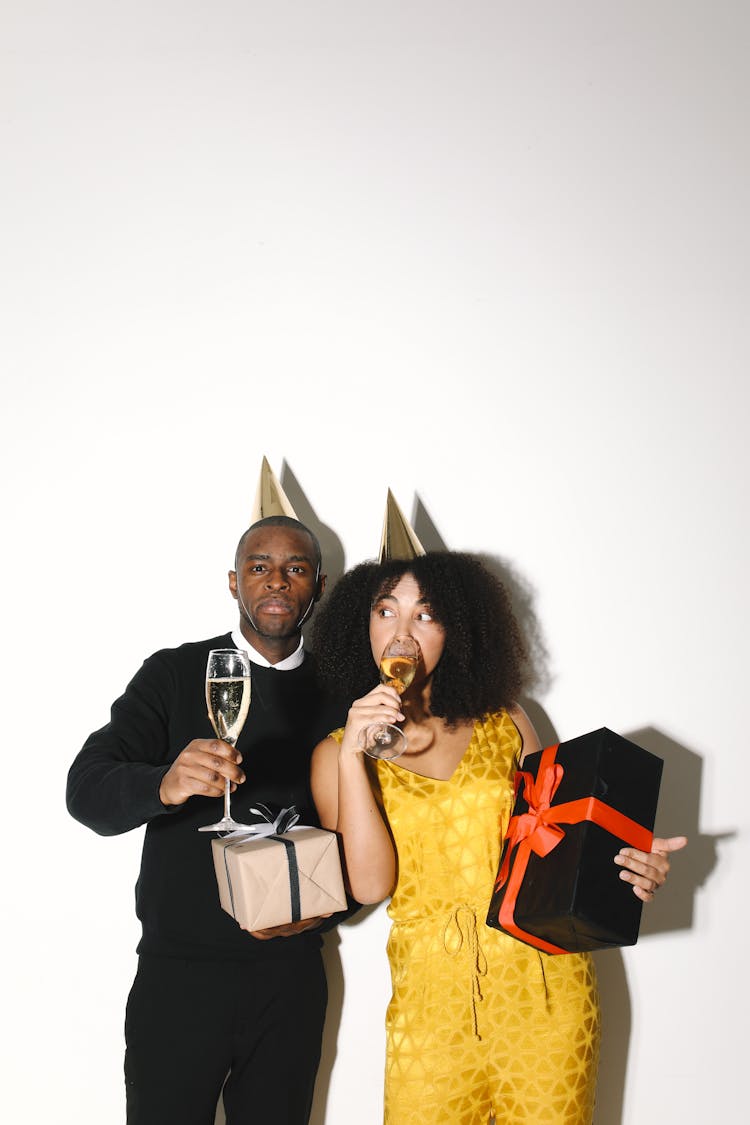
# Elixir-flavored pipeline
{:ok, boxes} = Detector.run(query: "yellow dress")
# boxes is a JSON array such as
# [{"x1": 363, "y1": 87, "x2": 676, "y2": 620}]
[{"x1": 346, "y1": 711, "x2": 601, "y2": 1124}]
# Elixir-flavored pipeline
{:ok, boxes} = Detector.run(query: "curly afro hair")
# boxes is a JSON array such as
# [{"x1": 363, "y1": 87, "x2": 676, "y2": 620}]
[{"x1": 311, "y1": 552, "x2": 529, "y2": 726}]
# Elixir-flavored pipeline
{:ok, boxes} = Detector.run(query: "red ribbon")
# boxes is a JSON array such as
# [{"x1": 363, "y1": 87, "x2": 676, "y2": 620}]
[{"x1": 493, "y1": 744, "x2": 654, "y2": 955}]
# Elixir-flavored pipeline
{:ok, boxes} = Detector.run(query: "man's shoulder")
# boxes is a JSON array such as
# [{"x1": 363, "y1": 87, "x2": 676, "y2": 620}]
[
  {"x1": 140, "y1": 633, "x2": 234, "y2": 672},
  {"x1": 171, "y1": 633, "x2": 234, "y2": 656}
]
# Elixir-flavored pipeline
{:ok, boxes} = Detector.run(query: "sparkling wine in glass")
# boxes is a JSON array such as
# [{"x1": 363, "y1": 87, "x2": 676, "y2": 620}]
[
  {"x1": 198, "y1": 648, "x2": 252, "y2": 832},
  {"x1": 359, "y1": 635, "x2": 422, "y2": 760}
]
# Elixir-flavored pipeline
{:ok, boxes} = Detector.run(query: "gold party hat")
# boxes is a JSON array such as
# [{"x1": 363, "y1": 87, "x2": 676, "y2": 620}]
[
  {"x1": 379, "y1": 489, "x2": 426, "y2": 561},
  {"x1": 250, "y1": 457, "x2": 299, "y2": 522}
]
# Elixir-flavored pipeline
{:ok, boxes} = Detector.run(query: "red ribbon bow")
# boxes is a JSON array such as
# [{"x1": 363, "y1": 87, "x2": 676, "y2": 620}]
[{"x1": 508, "y1": 760, "x2": 567, "y2": 858}]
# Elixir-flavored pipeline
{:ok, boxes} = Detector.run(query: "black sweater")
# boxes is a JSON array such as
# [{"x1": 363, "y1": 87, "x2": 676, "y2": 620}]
[{"x1": 66, "y1": 633, "x2": 349, "y2": 960}]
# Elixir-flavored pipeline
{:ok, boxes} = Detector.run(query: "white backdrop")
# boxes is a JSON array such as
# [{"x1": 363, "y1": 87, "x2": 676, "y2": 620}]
[{"x1": 2, "y1": 3, "x2": 747, "y2": 1123}]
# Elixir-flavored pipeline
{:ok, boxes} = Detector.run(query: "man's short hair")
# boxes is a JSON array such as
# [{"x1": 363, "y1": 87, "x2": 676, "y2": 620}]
[{"x1": 234, "y1": 516, "x2": 322, "y2": 574}]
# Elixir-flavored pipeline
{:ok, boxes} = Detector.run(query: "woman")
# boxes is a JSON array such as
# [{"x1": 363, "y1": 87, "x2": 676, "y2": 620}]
[{"x1": 311, "y1": 552, "x2": 686, "y2": 1125}]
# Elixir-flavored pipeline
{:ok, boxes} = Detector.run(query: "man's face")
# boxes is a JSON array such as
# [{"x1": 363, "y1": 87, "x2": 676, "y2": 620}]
[{"x1": 229, "y1": 524, "x2": 324, "y2": 642}]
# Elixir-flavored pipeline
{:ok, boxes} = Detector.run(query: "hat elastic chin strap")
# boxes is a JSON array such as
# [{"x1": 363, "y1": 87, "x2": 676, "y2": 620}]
[
  {"x1": 236, "y1": 585, "x2": 261, "y2": 633},
  {"x1": 294, "y1": 560, "x2": 321, "y2": 629}
]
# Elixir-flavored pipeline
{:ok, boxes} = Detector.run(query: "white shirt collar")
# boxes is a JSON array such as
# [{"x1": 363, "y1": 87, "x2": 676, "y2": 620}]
[{"x1": 230, "y1": 627, "x2": 305, "y2": 671}]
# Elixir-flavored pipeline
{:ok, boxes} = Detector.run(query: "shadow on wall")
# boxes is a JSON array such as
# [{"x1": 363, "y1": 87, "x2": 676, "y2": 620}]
[
  {"x1": 280, "y1": 460, "x2": 348, "y2": 656},
  {"x1": 476, "y1": 551, "x2": 552, "y2": 699},
  {"x1": 281, "y1": 461, "x2": 347, "y2": 589},
  {"x1": 309, "y1": 905, "x2": 380, "y2": 1125}
]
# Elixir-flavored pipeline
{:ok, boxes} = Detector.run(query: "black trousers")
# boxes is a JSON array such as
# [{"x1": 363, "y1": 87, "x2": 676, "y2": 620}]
[{"x1": 124, "y1": 950, "x2": 327, "y2": 1125}]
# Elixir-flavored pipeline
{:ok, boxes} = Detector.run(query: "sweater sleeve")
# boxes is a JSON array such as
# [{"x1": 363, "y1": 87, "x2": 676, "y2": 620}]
[{"x1": 66, "y1": 652, "x2": 179, "y2": 836}]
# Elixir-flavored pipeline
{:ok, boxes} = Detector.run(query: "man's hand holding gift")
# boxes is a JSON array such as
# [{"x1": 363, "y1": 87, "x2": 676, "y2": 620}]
[{"x1": 245, "y1": 915, "x2": 334, "y2": 940}]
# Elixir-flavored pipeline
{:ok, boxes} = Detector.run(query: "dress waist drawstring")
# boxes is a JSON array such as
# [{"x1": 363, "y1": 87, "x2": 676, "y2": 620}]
[{"x1": 443, "y1": 905, "x2": 488, "y2": 1040}]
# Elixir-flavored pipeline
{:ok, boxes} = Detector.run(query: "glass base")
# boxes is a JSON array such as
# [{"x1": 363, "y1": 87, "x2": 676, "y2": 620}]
[
  {"x1": 198, "y1": 816, "x2": 254, "y2": 834},
  {"x1": 359, "y1": 723, "x2": 406, "y2": 761}
]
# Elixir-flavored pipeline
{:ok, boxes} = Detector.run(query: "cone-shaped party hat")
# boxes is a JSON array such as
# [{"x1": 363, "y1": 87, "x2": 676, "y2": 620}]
[
  {"x1": 378, "y1": 489, "x2": 426, "y2": 562},
  {"x1": 250, "y1": 456, "x2": 299, "y2": 522}
]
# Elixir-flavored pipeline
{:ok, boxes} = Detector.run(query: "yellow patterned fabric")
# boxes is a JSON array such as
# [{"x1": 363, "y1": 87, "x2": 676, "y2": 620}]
[{"x1": 340, "y1": 711, "x2": 601, "y2": 1124}]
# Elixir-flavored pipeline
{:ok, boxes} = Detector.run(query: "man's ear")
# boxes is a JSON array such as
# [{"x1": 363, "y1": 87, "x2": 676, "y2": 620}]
[
  {"x1": 314, "y1": 573, "x2": 327, "y2": 602},
  {"x1": 228, "y1": 570, "x2": 238, "y2": 601}
]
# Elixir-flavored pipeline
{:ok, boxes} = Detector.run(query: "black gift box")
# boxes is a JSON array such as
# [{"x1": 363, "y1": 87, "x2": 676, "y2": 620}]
[{"x1": 486, "y1": 727, "x2": 663, "y2": 953}]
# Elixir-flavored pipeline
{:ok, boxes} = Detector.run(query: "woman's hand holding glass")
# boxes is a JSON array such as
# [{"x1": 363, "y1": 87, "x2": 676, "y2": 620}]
[
  {"x1": 340, "y1": 682, "x2": 405, "y2": 758},
  {"x1": 344, "y1": 635, "x2": 422, "y2": 761}
]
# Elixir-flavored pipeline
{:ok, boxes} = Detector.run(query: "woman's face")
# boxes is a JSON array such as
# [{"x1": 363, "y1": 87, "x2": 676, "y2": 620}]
[{"x1": 369, "y1": 572, "x2": 446, "y2": 680}]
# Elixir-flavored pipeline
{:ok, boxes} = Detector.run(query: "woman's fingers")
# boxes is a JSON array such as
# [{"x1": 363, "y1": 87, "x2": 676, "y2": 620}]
[
  {"x1": 349, "y1": 685, "x2": 404, "y2": 723},
  {"x1": 340, "y1": 686, "x2": 405, "y2": 755},
  {"x1": 614, "y1": 835, "x2": 688, "y2": 901}
]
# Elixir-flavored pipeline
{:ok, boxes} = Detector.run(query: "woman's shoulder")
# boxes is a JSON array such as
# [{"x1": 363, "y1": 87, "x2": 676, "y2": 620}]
[
  {"x1": 473, "y1": 706, "x2": 540, "y2": 761},
  {"x1": 503, "y1": 703, "x2": 542, "y2": 763},
  {"x1": 478, "y1": 708, "x2": 524, "y2": 741},
  {"x1": 311, "y1": 730, "x2": 344, "y2": 768}
]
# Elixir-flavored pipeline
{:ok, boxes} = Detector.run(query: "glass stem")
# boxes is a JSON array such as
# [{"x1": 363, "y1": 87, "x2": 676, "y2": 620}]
[{"x1": 223, "y1": 737, "x2": 237, "y2": 819}]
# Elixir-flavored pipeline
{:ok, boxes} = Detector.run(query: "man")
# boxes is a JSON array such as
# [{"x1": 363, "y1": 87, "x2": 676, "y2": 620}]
[{"x1": 67, "y1": 500, "x2": 350, "y2": 1125}]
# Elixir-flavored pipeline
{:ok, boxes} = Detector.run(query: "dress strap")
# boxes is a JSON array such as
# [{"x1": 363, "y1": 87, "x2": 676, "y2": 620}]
[{"x1": 443, "y1": 905, "x2": 488, "y2": 1041}]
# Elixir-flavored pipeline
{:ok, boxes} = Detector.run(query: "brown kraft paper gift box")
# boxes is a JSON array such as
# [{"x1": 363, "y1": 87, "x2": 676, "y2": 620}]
[
  {"x1": 486, "y1": 727, "x2": 663, "y2": 953},
  {"x1": 212, "y1": 826, "x2": 347, "y2": 931}
]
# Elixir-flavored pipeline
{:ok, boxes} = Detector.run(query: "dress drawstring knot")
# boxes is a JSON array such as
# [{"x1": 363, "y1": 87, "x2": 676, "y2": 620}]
[{"x1": 443, "y1": 904, "x2": 488, "y2": 1040}]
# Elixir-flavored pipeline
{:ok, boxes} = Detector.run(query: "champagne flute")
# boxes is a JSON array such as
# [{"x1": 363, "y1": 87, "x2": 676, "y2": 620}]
[
  {"x1": 359, "y1": 635, "x2": 422, "y2": 760},
  {"x1": 198, "y1": 648, "x2": 252, "y2": 832}
]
